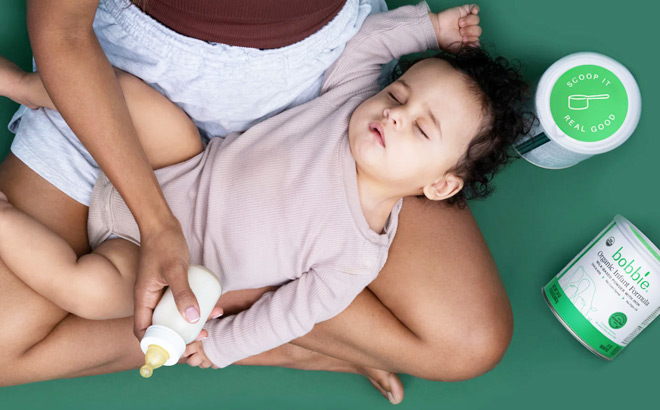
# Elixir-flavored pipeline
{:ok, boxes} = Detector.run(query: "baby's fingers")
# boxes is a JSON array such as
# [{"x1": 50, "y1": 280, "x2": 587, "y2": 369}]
[
  {"x1": 459, "y1": 13, "x2": 480, "y2": 28},
  {"x1": 187, "y1": 353, "x2": 203, "y2": 367},
  {"x1": 458, "y1": 3, "x2": 480, "y2": 18},
  {"x1": 187, "y1": 352, "x2": 213, "y2": 368},
  {"x1": 460, "y1": 24, "x2": 482, "y2": 42}
]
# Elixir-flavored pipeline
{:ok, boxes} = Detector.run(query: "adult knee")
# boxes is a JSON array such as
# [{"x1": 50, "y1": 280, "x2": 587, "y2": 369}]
[{"x1": 413, "y1": 303, "x2": 513, "y2": 382}]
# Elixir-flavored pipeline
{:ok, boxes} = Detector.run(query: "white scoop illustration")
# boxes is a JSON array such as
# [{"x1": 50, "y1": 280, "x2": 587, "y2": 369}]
[{"x1": 568, "y1": 94, "x2": 610, "y2": 110}]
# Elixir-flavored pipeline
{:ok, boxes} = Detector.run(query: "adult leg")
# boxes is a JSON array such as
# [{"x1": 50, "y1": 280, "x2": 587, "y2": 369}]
[
  {"x1": 0, "y1": 159, "x2": 509, "y2": 389},
  {"x1": 0, "y1": 154, "x2": 401, "y2": 391},
  {"x1": 286, "y1": 197, "x2": 513, "y2": 381}
]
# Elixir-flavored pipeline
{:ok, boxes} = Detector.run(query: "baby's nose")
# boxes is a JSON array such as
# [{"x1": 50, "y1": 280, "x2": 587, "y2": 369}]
[{"x1": 383, "y1": 108, "x2": 401, "y2": 126}]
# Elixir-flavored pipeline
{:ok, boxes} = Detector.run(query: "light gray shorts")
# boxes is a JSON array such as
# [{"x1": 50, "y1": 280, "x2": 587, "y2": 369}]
[{"x1": 8, "y1": 0, "x2": 386, "y2": 205}]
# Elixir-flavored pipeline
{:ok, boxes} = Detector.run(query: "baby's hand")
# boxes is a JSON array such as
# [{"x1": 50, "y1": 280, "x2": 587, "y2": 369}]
[
  {"x1": 180, "y1": 306, "x2": 223, "y2": 369},
  {"x1": 430, "y1": 4, "x2": 481, "y2": 52},
  {"x1": 182, "y1": 332, "x2": 218, "y2": 369}
]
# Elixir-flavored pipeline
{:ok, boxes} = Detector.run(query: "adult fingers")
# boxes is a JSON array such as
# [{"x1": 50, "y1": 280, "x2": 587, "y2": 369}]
[
  {"x1": 208, "y1": 306, "x2": 223, "y2": 321},
  {"x1": 133, "y1": 268, "x2": 165, "y2": 339},
  {"x1": 163, "y1": 261, "x2": 200, "y2": 324},
  {"x1": 195, "y1": 329, "x2": 209, "y2": 341}
]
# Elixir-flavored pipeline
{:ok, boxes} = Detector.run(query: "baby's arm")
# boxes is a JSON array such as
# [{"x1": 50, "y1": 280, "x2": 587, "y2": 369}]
[
  {"x1": 201, "y1": 267, "x2": 375, "y2": 368},
  {"x1": 0, "y1": 56, "x2": 203, "y2": 169},
  {"x1": 321, "y1": 3, "x2": 482, "y2": 94},
  {"x1": 0, "y1": 192, "x2": 138, "y2": 319}
]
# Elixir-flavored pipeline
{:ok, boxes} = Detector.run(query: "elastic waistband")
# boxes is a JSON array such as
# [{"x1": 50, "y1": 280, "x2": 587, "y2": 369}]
[{"x1": 96, "y1": 0, "x2": 365, "y2": 69}]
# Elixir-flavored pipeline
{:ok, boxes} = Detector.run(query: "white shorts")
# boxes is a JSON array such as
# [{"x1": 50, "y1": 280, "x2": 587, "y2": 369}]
[{"x1": 8, "y1": 0, "x2": 386, "y2": 205}]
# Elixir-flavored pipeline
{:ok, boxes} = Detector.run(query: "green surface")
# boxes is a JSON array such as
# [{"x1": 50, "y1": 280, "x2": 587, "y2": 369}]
[{"x1": 1, "y1": 0, "x2": 659, "y2": 409}]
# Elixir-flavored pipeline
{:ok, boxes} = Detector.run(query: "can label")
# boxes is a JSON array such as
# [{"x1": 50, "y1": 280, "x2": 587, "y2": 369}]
[
  {"x1": 544, "y1": 216, "x2": 660, "y2": 359},
  {"x1": 550, "y1": 65, "x2": 628, "y2": 142}
]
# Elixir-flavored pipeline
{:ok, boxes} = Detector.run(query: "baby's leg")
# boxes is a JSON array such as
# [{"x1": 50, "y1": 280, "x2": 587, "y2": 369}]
[
  {"x1": 0, "y1": 192, "x2": 138, "y2": 320},
  {"x1": 0, "y1": 56, "x2": 47, "y2": 109},
  {"x1": 0, "y1": 55, "x2": 203, "y2": 169}
]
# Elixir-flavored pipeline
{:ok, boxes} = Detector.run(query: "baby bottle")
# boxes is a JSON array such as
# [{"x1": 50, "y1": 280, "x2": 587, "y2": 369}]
[{"x1": 139, "y1": 265, "x2": 222, "y2": 378}]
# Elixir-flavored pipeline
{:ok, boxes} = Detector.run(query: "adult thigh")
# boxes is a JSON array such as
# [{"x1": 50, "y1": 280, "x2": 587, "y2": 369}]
[{"x1": 367, "y1": 197, "x2": 513, "y2": 381}]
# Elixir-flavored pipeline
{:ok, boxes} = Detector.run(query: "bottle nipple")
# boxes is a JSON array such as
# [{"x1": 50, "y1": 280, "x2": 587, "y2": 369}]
[{"x1": 140, "y1": 344, "x2": 170, "y2": 378}]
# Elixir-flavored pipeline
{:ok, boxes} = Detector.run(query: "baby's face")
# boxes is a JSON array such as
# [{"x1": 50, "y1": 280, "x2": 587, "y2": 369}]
[{"x1": 349, "y1": 58, "x2": 482, "y2": 199}]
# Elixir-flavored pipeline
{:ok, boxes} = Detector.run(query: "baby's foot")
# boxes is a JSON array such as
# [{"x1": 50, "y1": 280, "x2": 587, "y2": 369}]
[{"x1": 0, "y1": 55, "x2": 40, "y2": 109}]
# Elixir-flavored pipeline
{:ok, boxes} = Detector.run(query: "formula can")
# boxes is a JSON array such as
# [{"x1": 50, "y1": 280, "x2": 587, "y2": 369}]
[
  {"x1": 515, "y1": 52, "x2": 641, "y2": 169},
  {"x1": 543, "y1": 215, "x2": 660, "y2": 359}
]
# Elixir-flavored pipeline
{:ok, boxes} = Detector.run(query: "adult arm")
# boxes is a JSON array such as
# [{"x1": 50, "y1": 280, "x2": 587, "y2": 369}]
[{"x1": 26, "y1": 0, "x2": 200, "y2": 337}]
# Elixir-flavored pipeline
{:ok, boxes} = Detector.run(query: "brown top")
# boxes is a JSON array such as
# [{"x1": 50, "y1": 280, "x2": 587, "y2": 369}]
[{"x1": 134, "y1": 0, "x2": 347, "y2": 49}]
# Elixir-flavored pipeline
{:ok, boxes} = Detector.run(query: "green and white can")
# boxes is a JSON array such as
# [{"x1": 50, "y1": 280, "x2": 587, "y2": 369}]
[
  {"x1": 543, "y1": 215, "x2": 660, "y2": 360},
  {"x1": 515, "y1": 52, "x2": 641, "y2": 168}
]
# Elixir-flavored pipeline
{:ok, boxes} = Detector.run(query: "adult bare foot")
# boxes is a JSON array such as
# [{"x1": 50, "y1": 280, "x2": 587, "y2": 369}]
[
  {"x1": 360, "y1": 366, "x2": 405, "y2": 405},
  {"x1": 0, "y1": 56, "x2": 41, "y2": 109},
  {"x1": 267, "y1": 343, "x2": 405, "y2": 404}
]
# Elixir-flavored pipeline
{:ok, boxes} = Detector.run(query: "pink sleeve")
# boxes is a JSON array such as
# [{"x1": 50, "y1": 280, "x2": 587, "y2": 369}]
[
  {"x1": 320, "y1": 2, "x2": 439, "y2": 96},
  {"x1": 202, "y1": 267, "x2": 375, "y2": 368}
]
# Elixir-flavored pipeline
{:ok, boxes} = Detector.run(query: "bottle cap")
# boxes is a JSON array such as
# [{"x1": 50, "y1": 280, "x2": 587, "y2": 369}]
[{"x1": 140, "y1": 325, "x2": 186, "y2": 369}]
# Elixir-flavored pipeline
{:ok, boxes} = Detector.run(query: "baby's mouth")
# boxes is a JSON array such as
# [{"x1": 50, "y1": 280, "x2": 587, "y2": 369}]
[{"x1": 369, "y1": 122, "x2": 386, "y2": 147}]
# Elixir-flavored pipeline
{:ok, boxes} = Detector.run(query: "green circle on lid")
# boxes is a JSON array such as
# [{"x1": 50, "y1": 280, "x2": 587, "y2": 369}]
[{"x1": 550, "y1": 64, "x2": 628, "y2": 142}]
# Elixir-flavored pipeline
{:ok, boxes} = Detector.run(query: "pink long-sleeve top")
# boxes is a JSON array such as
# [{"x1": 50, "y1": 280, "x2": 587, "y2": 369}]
[{"x1": 87, "y1": 3, "x2": 438, "y2": 368}]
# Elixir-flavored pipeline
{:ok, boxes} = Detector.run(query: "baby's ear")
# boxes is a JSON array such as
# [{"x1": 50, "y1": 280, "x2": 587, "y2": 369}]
[{"x1": 423, "y1": 174, "x2": 464, "y2": 201}]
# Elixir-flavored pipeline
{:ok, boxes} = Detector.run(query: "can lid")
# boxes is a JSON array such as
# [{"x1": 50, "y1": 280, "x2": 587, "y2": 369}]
[
  {"x1": 140, "y1": 325, "x2": 186, "y2": 366},
  {"x1": 536, "y1": 52, "x2": 641, "y2": 155}
]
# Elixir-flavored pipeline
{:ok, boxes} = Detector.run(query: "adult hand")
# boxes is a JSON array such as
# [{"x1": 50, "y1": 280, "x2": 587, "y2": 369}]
[
  {"x1": 133, "y1": 218, "x2": 199, "y2": 339},
  {"x1": 430, "y1": 4, "x2": 481, "y2": 52}
]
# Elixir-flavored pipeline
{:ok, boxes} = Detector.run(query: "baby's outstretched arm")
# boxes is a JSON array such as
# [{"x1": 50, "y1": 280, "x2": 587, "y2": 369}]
[
  {"x1": 0, "y1": 192, "x2": 138, "y2": 319},
  {"x1": 430, "y1": 4, "x2": 482, "y2": 52}
]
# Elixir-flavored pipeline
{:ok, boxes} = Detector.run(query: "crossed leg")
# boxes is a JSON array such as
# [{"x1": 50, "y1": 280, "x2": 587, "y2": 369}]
[
  {"x1": 0, "y1": 153, "x2": 512, "y2": 404},
  {"x1": 0, "y1": 70, "x2": 512, "y2": 404}
]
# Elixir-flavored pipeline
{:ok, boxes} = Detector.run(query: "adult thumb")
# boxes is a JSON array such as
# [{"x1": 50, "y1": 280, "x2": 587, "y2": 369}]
[{"x1": 166, "y1": 267, "x2": 201, "y2": 323}]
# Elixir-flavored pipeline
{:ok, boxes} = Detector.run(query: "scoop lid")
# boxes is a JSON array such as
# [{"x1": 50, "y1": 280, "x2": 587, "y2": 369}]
[{"x1": 536, "y1": 52, "x2": 641, "y2": 154}]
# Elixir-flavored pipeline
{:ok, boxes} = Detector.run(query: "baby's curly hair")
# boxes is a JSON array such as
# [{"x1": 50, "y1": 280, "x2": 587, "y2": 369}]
[{"x1": 389, "y1": 47, "x2": 533, "y2": 207}]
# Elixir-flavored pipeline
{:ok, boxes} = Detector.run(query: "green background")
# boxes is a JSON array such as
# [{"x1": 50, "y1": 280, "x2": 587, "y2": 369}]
[{"x1": 1, "y1": 0, "x2": 658, "y2": 409}]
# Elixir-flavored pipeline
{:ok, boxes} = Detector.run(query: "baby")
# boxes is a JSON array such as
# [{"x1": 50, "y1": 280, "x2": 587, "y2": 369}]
[{"x1": 0, "y1": 3, "x2": 528, "y2": 369}]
